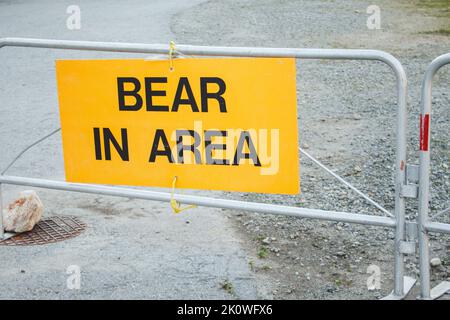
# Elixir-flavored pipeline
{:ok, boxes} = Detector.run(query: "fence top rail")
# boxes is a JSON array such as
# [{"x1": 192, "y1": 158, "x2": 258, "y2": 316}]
[
  {"x1": 0, "y1": 37, "x2": 406, "y2": 81},
  {"x1": 421, "y1": 53, "x2": 450, "y2": 114},
  {"x1": 423, "y1": 53, "x2": 450, "y2": 83}
]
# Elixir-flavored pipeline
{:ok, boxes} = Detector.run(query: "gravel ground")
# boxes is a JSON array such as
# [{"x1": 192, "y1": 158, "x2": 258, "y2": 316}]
[{"x1": 172, "y1": 0, "x2": 450, "y2": 299}]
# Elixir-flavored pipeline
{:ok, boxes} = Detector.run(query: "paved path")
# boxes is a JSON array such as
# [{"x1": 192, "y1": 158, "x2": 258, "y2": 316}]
[{"x1": 0, "y1": 0, "x2": 259, "y2": 299}]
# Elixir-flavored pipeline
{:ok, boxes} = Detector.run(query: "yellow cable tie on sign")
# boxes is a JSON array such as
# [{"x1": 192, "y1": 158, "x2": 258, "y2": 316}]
[
  {"x1": 168, "y1": 41, "x2": 176, "y2": 71},
  {"x1": 170, "y1": 176, "x2": 196, "y2": 214}
]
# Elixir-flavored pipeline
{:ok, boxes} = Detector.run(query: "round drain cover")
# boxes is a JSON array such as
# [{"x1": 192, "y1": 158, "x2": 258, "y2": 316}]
[{"x1": 0, "y1": 216, "x2": 86, "y2": 246}]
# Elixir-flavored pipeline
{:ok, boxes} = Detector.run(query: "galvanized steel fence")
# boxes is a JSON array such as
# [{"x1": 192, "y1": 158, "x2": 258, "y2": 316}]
[
  {"x1": 1, "y1": 38, "x2": 446, "y2": 299},
  {"x1": 417, "y1": 53, "x2": 450, "y2": 300}
]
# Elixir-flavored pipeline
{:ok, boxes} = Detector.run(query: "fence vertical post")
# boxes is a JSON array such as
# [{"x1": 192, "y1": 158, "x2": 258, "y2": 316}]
[
  {"x1": 387, "y1": 57, "x2": 408, "y2": 298},
  {"x1": 418, "y1": 70, "x2": 433, "y2": 300}
]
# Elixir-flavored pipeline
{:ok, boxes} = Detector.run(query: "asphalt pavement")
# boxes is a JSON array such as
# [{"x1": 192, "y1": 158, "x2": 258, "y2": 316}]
[{"x1": 0, "y1": 0, "x2": 260, "y2": 299}]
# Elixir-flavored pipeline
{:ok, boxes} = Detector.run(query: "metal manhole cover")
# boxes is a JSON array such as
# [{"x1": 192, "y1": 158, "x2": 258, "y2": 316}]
[{"x1": 0, "y1": 216, "x2": 86, "y2": 246}]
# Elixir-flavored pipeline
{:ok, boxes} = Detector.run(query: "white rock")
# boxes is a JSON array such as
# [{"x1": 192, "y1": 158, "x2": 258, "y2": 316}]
[
  {"x1": 430, "y1": 258, "x2": 442, "y2": 268},
  {"x1": 2, "y1": 190, "x2": 44, "y2": 233}
]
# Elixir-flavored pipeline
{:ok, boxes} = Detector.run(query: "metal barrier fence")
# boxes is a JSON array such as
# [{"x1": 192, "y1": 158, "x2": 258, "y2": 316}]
[
  {"x1": 418, "y1": 53, "x2": 450, "y2": 300},
  {"x1": 0, "y1": 38, "x2": 415, "y2": 299}
]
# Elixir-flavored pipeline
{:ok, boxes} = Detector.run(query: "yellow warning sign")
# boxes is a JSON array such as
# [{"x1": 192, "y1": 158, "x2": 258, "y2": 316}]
[{"x1": 56, "y1": 58, "x2": 299, "y2": 194}]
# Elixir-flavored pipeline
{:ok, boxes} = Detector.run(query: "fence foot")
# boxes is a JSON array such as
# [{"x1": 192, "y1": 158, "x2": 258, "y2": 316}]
[
  {"x1": 0, "y1": 232, "x2": 16, "y2": 241},
  {"x1": 421, "y1": 281, "x2": 450, "y2": 300},
  {"x1": 381, "y1": 276, "x2": 416, "y2": 300}
]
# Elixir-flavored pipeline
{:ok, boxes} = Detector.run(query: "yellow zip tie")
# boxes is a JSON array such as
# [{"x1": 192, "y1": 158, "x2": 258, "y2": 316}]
[
  {"x1": 168, "y1": 41, "x2": 176, "y2": 71},
  {"x1": 170, "y1": 176, "x2": 196, "y2": 214}
]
